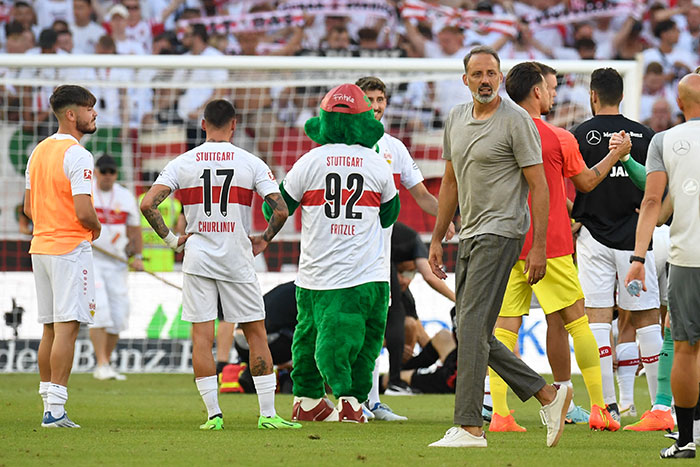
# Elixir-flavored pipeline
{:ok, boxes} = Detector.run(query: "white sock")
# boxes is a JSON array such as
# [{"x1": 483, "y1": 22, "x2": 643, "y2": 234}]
[
  {"x1": 39, "y1": 381, "x2": 50, "y2": 414},
  {"x1": 47, "y1": 384, "x2": 68, "y2": 418},
  {"x1": 368, "y1": 358, "x2": 381, "y2": 408},
  {"x1": 590, "y1": 323, "x2": 616, "y2": 405},
  {"x1": 637, "y1": 324, "x2": 662, "y2": 405},
  {"x1": 555, "y1": 380, "x2": 575, "y2": 412},
  {"x1": 615, "y1": 342, "x2": 638, "y2": 409},
  {"x1": 195, "y1": 375, "x2": 221, "y2": 418},
  {"x1": 252, "y1": 373, "x2": 277, "y2": 418},
  {"x1": 652, "y1": 404, "x2": 671, "y2": 412},
  {"x1": 483, "y1": 375, "x2": 492, "y2": 408}
]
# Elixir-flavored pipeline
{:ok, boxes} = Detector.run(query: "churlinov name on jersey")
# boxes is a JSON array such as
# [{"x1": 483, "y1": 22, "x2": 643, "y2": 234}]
[
  {"x1": 155, "y1": 142, "x2": 279, "y2": 283},
  {"x1": 282, "y1": 143, "x2": 397, "y2": 290}
]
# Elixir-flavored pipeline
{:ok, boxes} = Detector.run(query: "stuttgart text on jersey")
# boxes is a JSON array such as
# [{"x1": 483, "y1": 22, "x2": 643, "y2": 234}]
[
  {"x1": 326, "y1": 155, "x2": 363, "y2": 167},
  {"x1": 198, "y1": 221, "x2": 236, "y2": 232},
  {"x1": 195, "y1": 151, "x2": 235, "y2": 161}
]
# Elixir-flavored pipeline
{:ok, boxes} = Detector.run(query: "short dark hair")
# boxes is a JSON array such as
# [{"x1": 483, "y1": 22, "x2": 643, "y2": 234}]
[
  {"x1": 190, "y1": 23, "x2": 208, "y2": 43},
  {"x1": 52, "y1": 19, "x2": 69, "y2": 33},
  {"x1": 355, "y1": 76, "x2": 386, "y2": 96},
  {"x1": 590, "y1": 67, "x2": 623, "y2": 106},
  {"x1": 357, "y1": 27, "x2": 378, "y2": 42},
  {"x1": 653, "y1": 19, "x2": 676, "y2": 38},
  {"x1": 645, "y1": 61, "x2": 664, "y2": 75},
  {"x1": 38, "y1": 28, "x2": 57, "y2": 50},
  {"x1": 505, "y1": 62, "x2": 544, "y2": 104},
  {"x1": 532, "y1": 61, "x2": 557, "y2": 77},
  {"x1": 50, "y1": 85, "x2": 97, "y2": 114},
  {"x1": 203, "y1": 99, "x2": 236, "y2": 128},
  {"x1": 5, "y1": 20, "x2": 25, "y2": 38},
  {"x1": 463, "y1": 45, "x2": 500, "y2": 73},
  {"x1": 97, "y1": 34, "x2": 116, "y2": 52}
]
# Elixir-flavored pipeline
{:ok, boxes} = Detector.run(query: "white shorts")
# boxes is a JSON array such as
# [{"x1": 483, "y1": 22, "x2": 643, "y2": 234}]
[
  {"x1": 577, "y1": 226, "x2": 660, "y2": 311},
  {"x1": 90, "y1": 258, "x2": 129, "y2": 334},
  {"x1": 31, "y1": 241, "x2": 96, "y2": 324},
  {"x1": 653, "y1": 225, "x2": 670, "y2": 306},
  {"x1": 182, "y1": 273, "x2": 265, "y2": 323}
]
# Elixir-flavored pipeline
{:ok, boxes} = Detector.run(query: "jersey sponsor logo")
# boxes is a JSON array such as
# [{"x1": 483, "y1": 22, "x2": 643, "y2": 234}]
[
  {"x1": 673, "y1": 139, "x2": 691, "y2": 156},
  {"x1": 326, "y1": 156, "x2": 363, "y2": 167},
  {"x1": 599, "y1": 345, "x2": 612, "y2": 358},
  {"x1": 330, "y1": 223, "x2": 357, "y2": 236},
  {"x1": 83, "y1": 169, "x2": 93, "y2": 180},
  {"x1": 682, "y1": 178, "x2": 699, "y2": 195},
  {"x1": 267, "y1": 171, "x2": 276, "y2": 181},
  {"x1": 195, "y1": 151, "x2": 235, "y2": 161},
  {"x1": 609, "y1": 166, "x2": 628, "y2": 177},
  {"x1": 198, "y1": 221, "x2": 236, "y2": 233},
  {"x1": 586, "y1": 130, "x2": 602, "y2": 145},
  {"x1": 602, "y1": 131, "x2": 644, "y2": 139}
]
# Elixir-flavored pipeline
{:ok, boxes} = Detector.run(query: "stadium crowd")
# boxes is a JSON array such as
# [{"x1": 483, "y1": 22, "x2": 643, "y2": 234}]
[{"x1": 0, "y1": 0, "x2": 698, "y2": 170}]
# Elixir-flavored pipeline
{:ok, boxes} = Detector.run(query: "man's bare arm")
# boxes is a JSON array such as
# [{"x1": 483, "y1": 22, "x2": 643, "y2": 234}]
[{"x1": 140, "y1": 185, "x2": 172, "y2": 239}]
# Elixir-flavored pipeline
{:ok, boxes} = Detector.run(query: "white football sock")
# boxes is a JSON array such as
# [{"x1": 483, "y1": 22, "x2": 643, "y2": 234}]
[
  {"x1": 483, "y1": 375, "x2": 492, "y2": 408},
  {"x1": 368, "y1": 358, "x2": 381, "y2": 408},
  {"x1": 47, "y1": 383, "x2": 68, "y2": 418},
  {"x1": 590, "y1": 323, "x2": 616, "y2": 405},
  {"x1": 637, "y1": 324, "x2": 662, "y2": 405},
  {"x1": 39, "y1": 381, "x2": 50, "y2": 413},
  {"x1": 253, "y1": 373, "x2": 277, "y2": 418},
  {"x1": 195, "y1": 375, "x2": 221, "y2": 418},
  {"x1": 615, "y1": 342, "x2": 638, "y2": 409},
  {"x1": 555, "y1": 380, "x2": 575, "y2": 412}
]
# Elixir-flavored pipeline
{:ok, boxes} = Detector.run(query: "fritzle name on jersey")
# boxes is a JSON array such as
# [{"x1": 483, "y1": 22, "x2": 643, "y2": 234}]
[{"x1": 195, "y1": 151, "x2": 235, "y2": 161}]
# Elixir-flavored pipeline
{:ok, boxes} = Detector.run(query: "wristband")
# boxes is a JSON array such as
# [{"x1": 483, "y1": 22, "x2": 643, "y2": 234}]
[
  {"x1": 132, "y1": 253, "x2": 143, "y2": 260},
  {"x1": 164, "y1": 231, "x2": 179, "y2": 250},
  {"x1": 629, "y1": 255, "x2": 645, "y2": 264},
  {"x1": 620, "y1": 154, "x2": 630, "y2": 162}
]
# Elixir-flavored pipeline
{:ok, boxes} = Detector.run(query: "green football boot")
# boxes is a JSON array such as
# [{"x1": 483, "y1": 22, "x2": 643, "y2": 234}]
[{"x1": 258, "y1": 414, "x2": 302, "y2": 429}]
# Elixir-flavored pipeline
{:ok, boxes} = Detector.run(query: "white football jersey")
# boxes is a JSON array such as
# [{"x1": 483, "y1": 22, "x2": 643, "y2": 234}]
[
  {"x1": 377, "y1": 133, "x2": 424, "y2": 191},
  {"x1": 92, "y1": 182, "x2": 140, "y2": 263},
  {"x1": 155, "y1": 142, "x2": 279, "y2": 282},
  {"x1": 377, "y1": 132, "x2": 425, "y2": 261},
  {"x1": 283, "y1": 143, "x2": 397, "y2": 290}
]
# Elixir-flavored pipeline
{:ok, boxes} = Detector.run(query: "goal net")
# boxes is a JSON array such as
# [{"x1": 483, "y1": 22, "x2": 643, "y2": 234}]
[{"x1": 0, "y1": 55, "x2": 641, "y2": 372}]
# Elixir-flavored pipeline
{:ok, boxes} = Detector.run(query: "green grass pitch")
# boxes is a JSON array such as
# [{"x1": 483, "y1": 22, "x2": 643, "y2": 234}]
[{"x1": 0, "y1": 374, "x2": 671, "y2": 466}]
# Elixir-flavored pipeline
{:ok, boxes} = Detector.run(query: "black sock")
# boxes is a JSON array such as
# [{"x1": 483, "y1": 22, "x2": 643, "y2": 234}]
[
  {"x1": 403, "y1": 342, "x2": 439, "y2": 370},
  {"x1": 216, "y1": 361, "x2": 228, "y2": 376},
  {"x1": 675, "y1": 405, "x2": 695, "y2": 447},
  {"x1": 209, "y1": 413, "x2": 222, "y2": 420},
  {"x1": 695, "y1": 387, "x2": 700, "y2": 421}
]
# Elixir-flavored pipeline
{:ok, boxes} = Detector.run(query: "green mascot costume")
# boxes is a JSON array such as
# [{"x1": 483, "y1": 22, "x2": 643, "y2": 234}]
[{"x1": 264, "y1": 83, "x2": 400, "y2": 422}]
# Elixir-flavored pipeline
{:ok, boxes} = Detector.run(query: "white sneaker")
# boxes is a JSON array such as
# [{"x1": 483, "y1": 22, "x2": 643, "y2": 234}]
[
  {"x1": 429, "y1": 427, "x2": 487, "y2": 448},
  {"x1": 370, "y1": 402, "x2": 408, "y2": 421},
  {"x1": 93, "y1": 364, "x2": 111, "y2": 380},
  {"x1": 539, "y1": 384, "x2": 572, "y2": 447},
  {"x1": 105, "y1": 366, "x2": 127, "y2": 381},
  {"x1": 362, "y1": 403, "x2": 375, "y2": 420},
  {"x1": 620, "y1": 403, "x2": 637, "y2": 418}
]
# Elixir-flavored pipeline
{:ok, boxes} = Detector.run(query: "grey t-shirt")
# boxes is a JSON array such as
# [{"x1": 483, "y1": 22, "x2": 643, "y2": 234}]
[
  {"x1": 443, "y1": 98, "x2": 543, "y2": 240},
  {"x1": 646, "y1": 119, "x2": 700, "y2": 267}
]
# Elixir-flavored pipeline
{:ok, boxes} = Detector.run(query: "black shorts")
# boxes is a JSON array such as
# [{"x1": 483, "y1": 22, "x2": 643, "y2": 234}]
[{"x1": 409, "y1": 350, "x2": 457, "y2": 394}]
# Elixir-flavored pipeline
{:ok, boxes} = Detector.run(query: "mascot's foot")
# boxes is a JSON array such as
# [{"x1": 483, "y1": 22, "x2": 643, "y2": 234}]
[
  {"x1": 337, "y1": 396, "x2": 367, "y2": 424},
  {"x1": 292, "y1": 397, "x2": 338, "y2": 422}
]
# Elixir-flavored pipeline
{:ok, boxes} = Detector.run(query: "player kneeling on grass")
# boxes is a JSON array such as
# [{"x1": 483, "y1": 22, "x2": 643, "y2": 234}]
[
  {"x1": 263, "y1": 84, "x2": 400, "y2": 423},
  {"x1": 141, "y1": 99, "x2": 300, "y2": 431}
]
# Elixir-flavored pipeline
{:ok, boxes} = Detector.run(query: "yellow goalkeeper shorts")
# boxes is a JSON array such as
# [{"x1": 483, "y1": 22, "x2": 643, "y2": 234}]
[{"x1": 499, "y1": 255, "x2": 584, "y2": 317}]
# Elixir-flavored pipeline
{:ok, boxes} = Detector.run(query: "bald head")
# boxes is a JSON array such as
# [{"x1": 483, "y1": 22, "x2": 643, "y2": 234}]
[{"x1": 678, "y1": 73, "x2": 700, "y2": 113}]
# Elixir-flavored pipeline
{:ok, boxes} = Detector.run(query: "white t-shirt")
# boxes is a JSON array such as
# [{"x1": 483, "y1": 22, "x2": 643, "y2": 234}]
[
  {"x1": 377, "y1": 132, "x2": 424, "y2": 260},
  {"x1": 71, "y1": 22, "x2": 106, "y2": 54},
  {"x1": 25, "y1": 134, "x2": 93, "y2": 197},
  {"x1": 175, "y1": 47, "x2": 228, "y2": 121},
  {"x1": 282, "y1": 143, "x2": 397, "y2": 290},
  {"x1": 155, "y1": 141, "x2": 279, "y2": 282},
  {"x1": 646, "y1": 120, "x2": 700, "y2": 267},
  {"x1": 92, "y1": 182, "x2": 140, "y2": 263},
  {"x1": 125, "y1": 19, "x2": 158, "y2": 54},
  {"x1": 35, "y1": 0, "x2": 73, "y2": 30},
  {"x1": 641, "y1": 47, "x2": 698, "y2": 77},
  {"x1": 91, "y1": 67, "x2": 134, "y2": 127}
]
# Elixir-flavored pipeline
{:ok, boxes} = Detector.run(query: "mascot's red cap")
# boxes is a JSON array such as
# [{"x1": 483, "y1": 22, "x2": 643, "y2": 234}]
[{"x1": 320, "y1": 84, "x2": 372, "y2": 114}]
